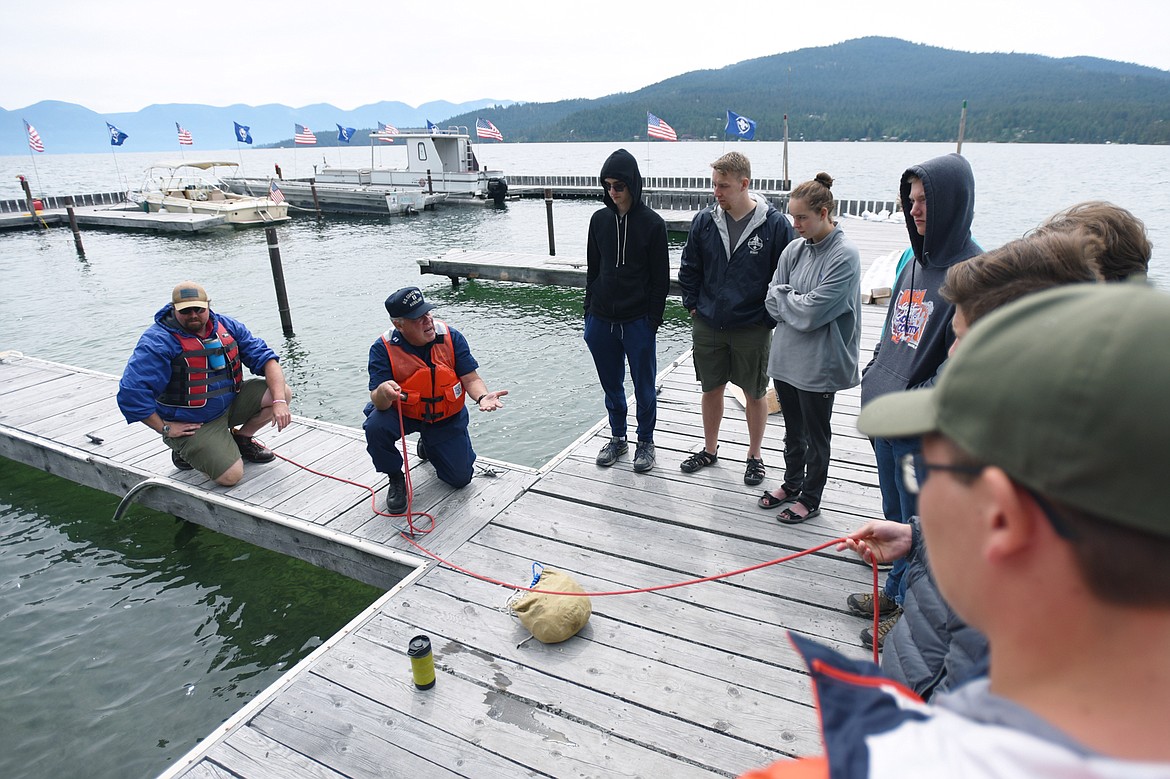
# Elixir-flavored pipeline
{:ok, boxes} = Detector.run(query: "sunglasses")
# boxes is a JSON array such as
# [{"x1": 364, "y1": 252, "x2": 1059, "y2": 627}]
[
  {"x1": 179, "y1": 306, "x2": 207, "y2": 314},
  {"x1": 602, "y1": 181, "x2": 627, "y2": 193}
]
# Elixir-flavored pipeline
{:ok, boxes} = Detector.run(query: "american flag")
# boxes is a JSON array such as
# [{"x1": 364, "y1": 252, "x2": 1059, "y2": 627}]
[
  {"x1": 24, "y1": 119, "x2": 44, "y2": 152},
  {"x1": 268, "y1": 181, "x2": 286, "y2": 204},
  {"x1": 475, "y1": 118, "x2": 503, "y2": 141},
  {"x1": 294, "y1": 124, "x2": 317, "y2": 145},
  {"x1": 647, "y1": 112, "x2": 678, "y2": 142},
  {"x1": 378, "y1": 122, "x2": 398, "y2": 142},
  {"x1": 176, "y1": 123, "x2": 194, "y2": 145}
]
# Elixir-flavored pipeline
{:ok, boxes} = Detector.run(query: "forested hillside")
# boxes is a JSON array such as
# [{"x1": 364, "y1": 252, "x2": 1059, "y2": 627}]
[{"x1": 451, "y1": 37, "x2": 1170, "y2": 144}]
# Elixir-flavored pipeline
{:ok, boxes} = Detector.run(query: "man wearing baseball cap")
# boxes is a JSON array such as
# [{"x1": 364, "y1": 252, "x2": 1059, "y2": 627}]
[
  {"x1": 364, "y1": 286, "x2": 508, "y2": 514},
  {"x1": 117, "y1": 281, "x2": 292, "y2": 486},
  {"x1": 740, "y1": 283, "x2": 1170, "y2": 777}
]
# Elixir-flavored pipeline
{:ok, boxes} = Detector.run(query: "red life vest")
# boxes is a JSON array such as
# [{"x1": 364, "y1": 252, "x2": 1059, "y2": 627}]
[
  {"x1": 159, "y1": 320, "x2": 243, "y2": 408},
  {"x1": 382, "y1": 320, "x2": 465, "y2": 423}
]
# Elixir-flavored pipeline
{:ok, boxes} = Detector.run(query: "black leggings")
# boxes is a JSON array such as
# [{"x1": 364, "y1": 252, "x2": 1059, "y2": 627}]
[{"x1": 773, "y1": 380, "x2": 836, "y2": 510}]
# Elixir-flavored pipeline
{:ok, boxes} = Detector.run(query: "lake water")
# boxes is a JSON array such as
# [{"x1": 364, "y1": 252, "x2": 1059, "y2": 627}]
[{"x1": 1, "y1": 141, "x2": 1168, "y2": 778}]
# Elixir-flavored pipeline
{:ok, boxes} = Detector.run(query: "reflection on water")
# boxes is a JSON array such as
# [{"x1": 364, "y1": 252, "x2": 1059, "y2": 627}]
[{"x1": 0, "y1": 458, "x2": 382, "y2": 779}]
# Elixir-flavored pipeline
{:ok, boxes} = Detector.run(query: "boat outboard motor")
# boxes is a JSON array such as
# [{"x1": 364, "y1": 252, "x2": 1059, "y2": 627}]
[{"x1": 487, "y1": 177, "x2": 508, "y2": 206}]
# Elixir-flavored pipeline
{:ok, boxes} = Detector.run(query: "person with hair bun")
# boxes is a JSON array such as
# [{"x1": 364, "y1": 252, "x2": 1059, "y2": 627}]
[{"x1": 757, "y1": 173, "x2": 862, "y2": 523}]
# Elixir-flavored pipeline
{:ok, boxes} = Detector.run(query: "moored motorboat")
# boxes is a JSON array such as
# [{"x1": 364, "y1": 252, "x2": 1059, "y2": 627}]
[
  {"x1": 224, "y1": 126, "x2": 507, "y2": 215},
  {"x1": 133, "y1": 161, "x2": 290, "y2": 226}
]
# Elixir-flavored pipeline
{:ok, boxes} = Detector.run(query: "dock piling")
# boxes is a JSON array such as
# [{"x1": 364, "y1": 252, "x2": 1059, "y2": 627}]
[
  {"x1": 544, "y1": 189, "x2": 556, "y2": 256},
  {"x1": 309, "y1": 178, "x2": 322, "y2": 218},
  {"x1": 264, "y1": 227, "x2": 296, "y2": 337},
  {"x1": 64, "y1": 196, "x2": 85, "y2": 258}
]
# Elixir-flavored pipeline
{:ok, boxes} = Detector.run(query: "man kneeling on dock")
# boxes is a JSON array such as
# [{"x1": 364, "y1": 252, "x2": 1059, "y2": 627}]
[
  {"x1": 117, "y1": 281, "x2": 292, "y2": 486},
  {"x1": 363, "y1": 287, "x2": 508, "y2": 514}
]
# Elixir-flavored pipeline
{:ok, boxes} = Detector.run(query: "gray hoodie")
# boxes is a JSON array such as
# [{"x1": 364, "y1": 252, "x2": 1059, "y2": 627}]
[{"x1": 765, "y1": 225, "x2": 862, "y2": 392}]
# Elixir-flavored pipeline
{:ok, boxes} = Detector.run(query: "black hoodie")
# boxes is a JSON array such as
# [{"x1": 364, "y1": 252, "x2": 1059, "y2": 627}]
[
  {"x1": 860, "y1": 153, "x2": 982, "y2": 406},
  {"x1": 584, "y1": 149, "x2": 670, "y2": 326}
]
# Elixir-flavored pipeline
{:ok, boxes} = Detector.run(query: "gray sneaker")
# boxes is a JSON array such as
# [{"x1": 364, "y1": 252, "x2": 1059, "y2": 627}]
[
  {"x1": 596, "y1": 436, "x2": 628, "y2": 467},
  {"x1": 632, "y1": 441, "x2": 656, "y2": 473}
]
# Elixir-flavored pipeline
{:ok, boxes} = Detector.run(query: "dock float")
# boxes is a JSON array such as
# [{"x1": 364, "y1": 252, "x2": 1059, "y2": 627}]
[
  {"x1": 1, "y1": 288, "x2": 892, "y2": 776},
  {"x1": 0, "y1": 204, "x2": 228, "y2": 233}
]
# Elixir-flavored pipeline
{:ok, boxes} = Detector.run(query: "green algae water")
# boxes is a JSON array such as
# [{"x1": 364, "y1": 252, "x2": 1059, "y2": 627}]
[{"x1": 0, "y1": 458, "x2": 383, "y2": 779}]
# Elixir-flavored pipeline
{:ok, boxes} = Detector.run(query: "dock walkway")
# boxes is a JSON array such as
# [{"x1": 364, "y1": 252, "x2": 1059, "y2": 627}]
[
  {"x1": 148, "y1": 313, "x2": 889, "y2": 778},
  {"x1": 1, "y1": 217, "x2": 904, "y2": 776}
]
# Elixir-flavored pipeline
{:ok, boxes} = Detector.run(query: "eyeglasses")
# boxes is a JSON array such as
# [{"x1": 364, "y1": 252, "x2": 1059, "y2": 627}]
[
  {"x1": 900, "y1": 453, "x2": 1079, "y2": 540},
  {"x1": 179, "y1": 307, "x2": 207, "y2": 315},
  {"x1": 602, "y1": 181, "x2": 627, "y2": 193},
  {"x1": 899, "y1": 451, "x2": 985, "y2": 495}
]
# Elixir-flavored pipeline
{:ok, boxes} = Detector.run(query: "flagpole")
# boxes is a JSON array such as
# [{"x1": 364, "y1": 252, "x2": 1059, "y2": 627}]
[{"x1": 110, "y1": 145, "x2": 125, "y2": 196}]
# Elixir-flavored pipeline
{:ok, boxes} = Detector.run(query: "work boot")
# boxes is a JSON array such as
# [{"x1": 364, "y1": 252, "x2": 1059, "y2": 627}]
[
  {"x1": 171, "y1": 449, "x2": 194, "y2": 471},
  {"x1": 846, "y1": 591, "x2": 900, "y2": 619},
  {"x1": 385, "y1": 472, "x2": 407, "y2": 514},
  {"x1": 595, "y1": 436, "x2": 628, "y2": 467},
  {"x1": 632, "y1": 441, "x2": 656, "y2": 473},
  {"x1": 233, "y1": 434, "x2": 275, "y2": 463},
  {"x1": 861, "y1": 608, "x2": 903, "y2": 651}
]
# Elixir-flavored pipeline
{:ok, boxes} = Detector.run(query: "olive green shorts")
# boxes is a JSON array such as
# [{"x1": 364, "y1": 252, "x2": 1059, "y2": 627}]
[
  {"x1": 166, "y1": 378, "x2": 268, "y2": 479},
  {"x1": 691, "y1": 318, "x2": 772, "y2": 398}
]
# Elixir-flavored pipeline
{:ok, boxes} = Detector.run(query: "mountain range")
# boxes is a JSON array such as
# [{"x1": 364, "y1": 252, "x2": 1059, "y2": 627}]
[
  {"x1": 6, "y1": 37, "x2": 1170, "y2": 154},
  {"x1": 1, "y1": 99, "x2": 510, "y2": 155}
]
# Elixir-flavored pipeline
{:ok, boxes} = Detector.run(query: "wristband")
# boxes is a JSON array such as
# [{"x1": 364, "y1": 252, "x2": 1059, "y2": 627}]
[{"x1": 272, "y1": 399, "x2": 288, "y2": 404}]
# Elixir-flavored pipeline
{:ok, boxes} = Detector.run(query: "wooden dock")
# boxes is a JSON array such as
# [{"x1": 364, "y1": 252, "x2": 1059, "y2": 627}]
[
  {"x1": 0, "y1": 213, "x2": 909, "y2": 776},
  {"x1": 1, "y1": 299, "x2": 893, "y2": 779},
  {"x1": 0, "y1": 204, "x2": 228, "y2": 233}
]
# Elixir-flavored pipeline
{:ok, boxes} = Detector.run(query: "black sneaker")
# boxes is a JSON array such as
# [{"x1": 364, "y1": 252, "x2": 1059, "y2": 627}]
[
  {"x1": 596, "y1": 436, "x2": 628, "y2": 467},
  {"x1": 233, "y1": 434, "x2": 275, "y2": 464},
  {"x1": 632, "y1": 441, "x2": 656, "y2": 473},
  {"x1": 171, "y1": 449, "x2": 194, "y2": 471},
  {"x1": 385, "y1": 472, "x2": 407, "y2": 514}
]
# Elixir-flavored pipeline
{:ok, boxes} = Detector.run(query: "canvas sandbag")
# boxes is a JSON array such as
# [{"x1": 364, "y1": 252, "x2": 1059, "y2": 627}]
[{"x1": 510, "y1": 567, "x2": 592, "y2": 643}]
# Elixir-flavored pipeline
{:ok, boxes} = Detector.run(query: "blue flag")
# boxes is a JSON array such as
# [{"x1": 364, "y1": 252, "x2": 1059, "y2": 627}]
[
  {"x1": 233, "y1": 122, "x2": 253, "y2": 144},
  {"x1": 426, "y1": 119, "x2": 437, "y2": 133},
  {"x1": 106, "y1": 122, "x2": 128, "y2": 146},
  {"x1": 336, "y1": 124, "x2": 356, "y2": 143},
  {"x1": 725, "y1": 110, "x2": 756, "y2": 140}
]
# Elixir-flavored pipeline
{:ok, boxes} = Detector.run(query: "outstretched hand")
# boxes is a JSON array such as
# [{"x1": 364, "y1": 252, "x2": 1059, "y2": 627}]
[
  {"x1": 477, "y1": 389, "x2": 508, "y2": 412},
  {"x1": 836, "y1": 520, "x2": 913, "y2": 564}
]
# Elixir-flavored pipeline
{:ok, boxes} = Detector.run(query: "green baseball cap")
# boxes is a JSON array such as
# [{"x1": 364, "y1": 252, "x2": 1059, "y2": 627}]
[{"x1": 857, "y1": 283, "x2": 1170, "y2": 536}]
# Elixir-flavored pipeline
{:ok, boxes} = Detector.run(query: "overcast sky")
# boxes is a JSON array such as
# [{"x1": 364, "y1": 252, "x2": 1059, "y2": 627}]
[{"x1": 4, "y1": 0, "x2": 1168, "y2": 113}]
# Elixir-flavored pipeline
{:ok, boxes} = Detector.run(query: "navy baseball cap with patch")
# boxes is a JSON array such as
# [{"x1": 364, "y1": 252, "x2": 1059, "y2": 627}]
[
  {"x1": 172, "y1": 281, "x2": 209, "y2": 311},
  {"x1": 385, "y1": 286, "x2": 435, "y2": 320}
]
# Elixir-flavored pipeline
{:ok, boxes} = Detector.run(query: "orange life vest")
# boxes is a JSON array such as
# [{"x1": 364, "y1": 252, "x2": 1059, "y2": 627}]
[
  {"x1": 382, "y1": 320, "x2": 465, "y2": 423},
  {"x1": 159, "y1": 321, "x2": 243, "y2": 408}
]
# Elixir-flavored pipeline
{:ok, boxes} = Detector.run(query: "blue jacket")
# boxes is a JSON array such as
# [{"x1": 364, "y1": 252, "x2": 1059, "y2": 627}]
[
  {"x1": 117, "y1": 305, "x2": 278, "y2": 425},
  {"x1": 678, "y1": 195, "x2": 795, "y2": 330}
]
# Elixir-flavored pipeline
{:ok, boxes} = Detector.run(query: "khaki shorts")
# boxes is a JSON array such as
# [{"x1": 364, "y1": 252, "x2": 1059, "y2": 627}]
[
  {"x1": 167, "y1": 378, "x2": 268, "y2": 479},
  {"x1": 691, "y1": 318, "x2": 772, "y2": 398}
]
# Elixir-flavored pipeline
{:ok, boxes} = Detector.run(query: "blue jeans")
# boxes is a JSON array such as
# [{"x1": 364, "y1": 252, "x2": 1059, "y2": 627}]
[
  {"x1": 583, "y1": 314, "x2": 658, "y2": 442},
  {"x1": 363, "y1": 404, "x2": 476, "y2": 488},
  {"x1": 873, "y1": 436, "x2": 920, "y2": 605}
]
